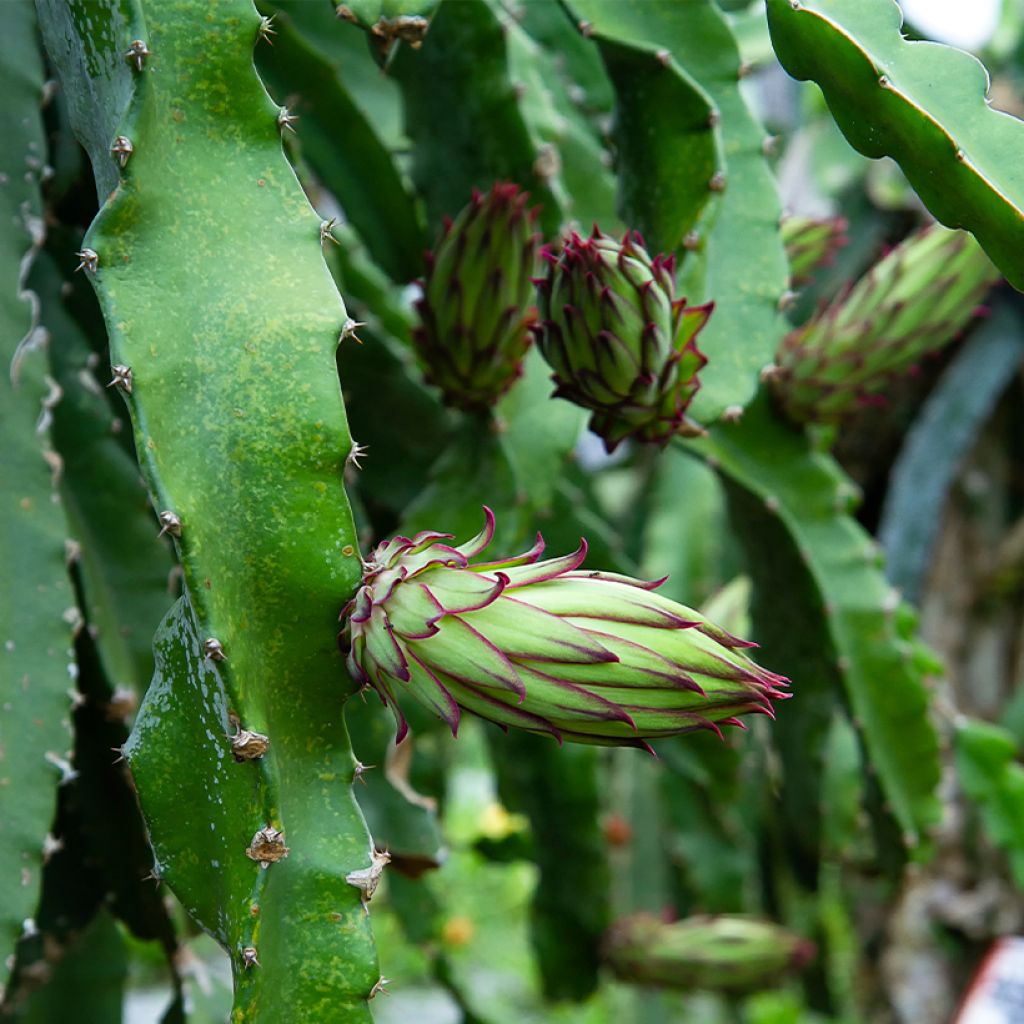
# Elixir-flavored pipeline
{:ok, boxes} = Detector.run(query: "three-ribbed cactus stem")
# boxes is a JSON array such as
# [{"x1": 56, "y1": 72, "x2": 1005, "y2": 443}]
[{"x1": 62, "y1": 1, "x2": 383, "y2": 1019}]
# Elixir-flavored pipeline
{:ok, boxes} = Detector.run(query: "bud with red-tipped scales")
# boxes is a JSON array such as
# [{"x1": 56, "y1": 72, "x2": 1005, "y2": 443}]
[
  {"x1": 412, "y1": 183, "x2": 540, "y2": 411},
  {"x1": 772, "y1": 224, "x2": 1000, "y2": 424},
  {"x1": 534, "y1": 228, "x2": 711, "y2": 452},
  {"x1": 341, "y1": 508, "x2": 788, "y2": 749}
]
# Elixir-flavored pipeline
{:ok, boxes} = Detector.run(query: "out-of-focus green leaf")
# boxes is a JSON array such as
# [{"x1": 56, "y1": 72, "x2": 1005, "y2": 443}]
[
  {"x1": 879, "y1": 302, "x2": 1024, "y2": 602},
  {"x1": 18, "y1": 912, "x2": 126, "y2": 1024},
  {"x1": 257, "y1": 9, "x2": 426, "y2": 281},
  {"x1": 0, "y1": 4, "x2": 75, "y2": 989}
]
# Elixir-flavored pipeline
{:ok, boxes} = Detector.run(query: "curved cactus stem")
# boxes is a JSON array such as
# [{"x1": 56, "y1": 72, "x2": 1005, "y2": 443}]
[
  {"x1": 0, "y1": 5, "x2": 77, "y2": 990},
  {"x1": 657, "y1": 732, "x2": 760, "y2": 913},
  {"x1": 489, "y1": 735, "x2": 609, "y2": 1000},
  {"x1": 559, "y1": 0, "x2": 722, "y2": 254},
  {"x1": 35, "y1": 0, "x2": 142, "y2": 201},
  {"x1": 879, "y1": 302, "x2": 1024, "y2": 603},
  {"x1": 496, "y1": 5, "x2": 619, "y2": 231},
  {"x1": 389, "y1": 0, "x2": 563, "y2": 236},
  {"x1": 954, "y1": 718, "x2": 1024, "y2": 888},
  {"x1": 38, "y1": 247, "x2": 175, "y2": 697},
  {"x1": 564, "y1": 0, "x2": 789, "y2": 423},
  {"x1": 685, "y1": 393, "x2": 942, "y2": 850},
  {"x1": 766, "y1": 0, "x2": 1024, "y2": 291},
  {"x1": 43, "y1": 0, "x2": 380, "y2": 1018}
]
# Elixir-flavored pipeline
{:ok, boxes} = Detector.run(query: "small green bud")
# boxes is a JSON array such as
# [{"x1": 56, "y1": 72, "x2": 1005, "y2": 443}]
[
  {"x1": 535, "y1": 228, "x2": 711, "y2": 451},
  {"x1": 780, "y1": 214, "x2": 848, "y2": 285},
  {"x1": 412, "y1": 183, "x2": 540, "y2": 411},
  {"x1": 773, "y1": 224, "x2": 1001, "y2": 424}
]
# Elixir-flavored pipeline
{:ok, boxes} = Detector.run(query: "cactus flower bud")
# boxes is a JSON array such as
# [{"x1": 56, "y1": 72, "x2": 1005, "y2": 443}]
[
  {"x1": 412, "y1": 183, "x2": 540, "y2": 411},
  {"x1": 342, "y1": 509, "x2": 788, "y2": 748},
  {"x1": 603, "y1": 913, "x2": 815, "y2": 993},
  {"x1": 773, "y1": 224, "x2": 1000, "y2": 424},
  {"x1": 534, "y1": 228, "x2": 711, "y2": 452},
  {"x1": 780, "y1": 214, "x2": 848, "y2": 285}
]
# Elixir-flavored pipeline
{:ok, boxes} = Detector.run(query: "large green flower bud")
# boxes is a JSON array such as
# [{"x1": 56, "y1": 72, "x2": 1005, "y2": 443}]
[
  {"x1": 603, "y1": 913, "x2": 815, "y2": 994},
  {"x1": 772, "y1": 224, "x2": 1000, "y2": 424},
  {"x1": 342, "y1": 509, "x2": 787, "y2": 748},
  {"x1": 535, "y1": 229, "x2": 711, "y2": 452},
  {"x1": 412, "y1": 183, "x2": 539, "y2": 411}
]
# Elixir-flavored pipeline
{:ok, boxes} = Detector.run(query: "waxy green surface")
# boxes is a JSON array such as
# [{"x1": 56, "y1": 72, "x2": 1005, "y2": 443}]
[
  {"x1": 561, "y1": 0, "x2": 720, "y2": 255},
  {"x1": 391, "y1": 0, "x2": 562, "y2": 236},
  {"x1": 0, "y1": 4, "x2": 76, "y2": 992},
  {"x1": 768, "y1": 0, "x2": 1024, "y2": 291},
  {"x1": 55, "y1": 0, "x2": 379, "y2": 1017},
  {"x1": 690, "y1": 395, "x2": 942, "y2": 847}
]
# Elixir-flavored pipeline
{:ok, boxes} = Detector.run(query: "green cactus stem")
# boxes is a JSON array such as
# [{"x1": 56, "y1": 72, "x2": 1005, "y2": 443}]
[
  {"x1": 46, "y1": 0, "x2": 381, "y2": 1018},
  {"x1": 767, "y1": 0, "x2": 1024, "y2": 290},
  {"x1": 688, "y1": 393, "x2": 942, "y2": 847}
]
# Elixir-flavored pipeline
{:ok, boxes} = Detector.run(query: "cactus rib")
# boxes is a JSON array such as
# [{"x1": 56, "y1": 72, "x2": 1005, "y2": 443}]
[{"x1": 48, "y1": 0, "x2": 380, "y2": 1018}]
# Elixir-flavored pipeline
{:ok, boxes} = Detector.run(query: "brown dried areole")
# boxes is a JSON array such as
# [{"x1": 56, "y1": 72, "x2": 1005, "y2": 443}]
[{"x1": 246, "y1": 826, "x2": 289, "y2": 868}]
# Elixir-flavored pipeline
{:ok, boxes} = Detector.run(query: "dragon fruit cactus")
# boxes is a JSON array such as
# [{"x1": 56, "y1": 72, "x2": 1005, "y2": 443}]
[
  {"x1": 342, "y1": 509, "x2": 788, "y2": 749},
  {"x1": 772, "y1": 223, "x2": 1001, "y2": 424},
  {"x1": 412, "y1": 182, "x2": 540, "y2": 410},
  {"x1": 534, "y1": 229, "x2": 712, "y2": 451}
]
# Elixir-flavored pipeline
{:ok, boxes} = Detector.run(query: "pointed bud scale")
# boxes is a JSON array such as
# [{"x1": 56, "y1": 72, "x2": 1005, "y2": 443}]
[
  {"x1": 773, "y1": 224, "x2": 1001, "y2": 424},
  {"x1": 780, "y1": 214, "x2": 848, "y2": 285},
  {"x1": 412, "y1": 182, "x2": 540, "y2": 411},
  {"x1": 603, "y1": 913, "x2": 815, "y2": 994},
  {"x1": 535, "y1": 229, "x2": 711, "y2": 452},
  {"x1": 341, "y1": 509, "x2": 788, "y2": 748}
]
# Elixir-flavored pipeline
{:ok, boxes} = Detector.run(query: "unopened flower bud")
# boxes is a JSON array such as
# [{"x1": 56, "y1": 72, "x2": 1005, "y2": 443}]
[
  {"x1": 412, "y1": 183, "x2": 540, "y2": 411},
  {"x1": 342, "y1": 509, "x2": 788, "y2": 748},
  {"x1": 535, "y1": 228, "x2": 711, "y2": 451}
]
